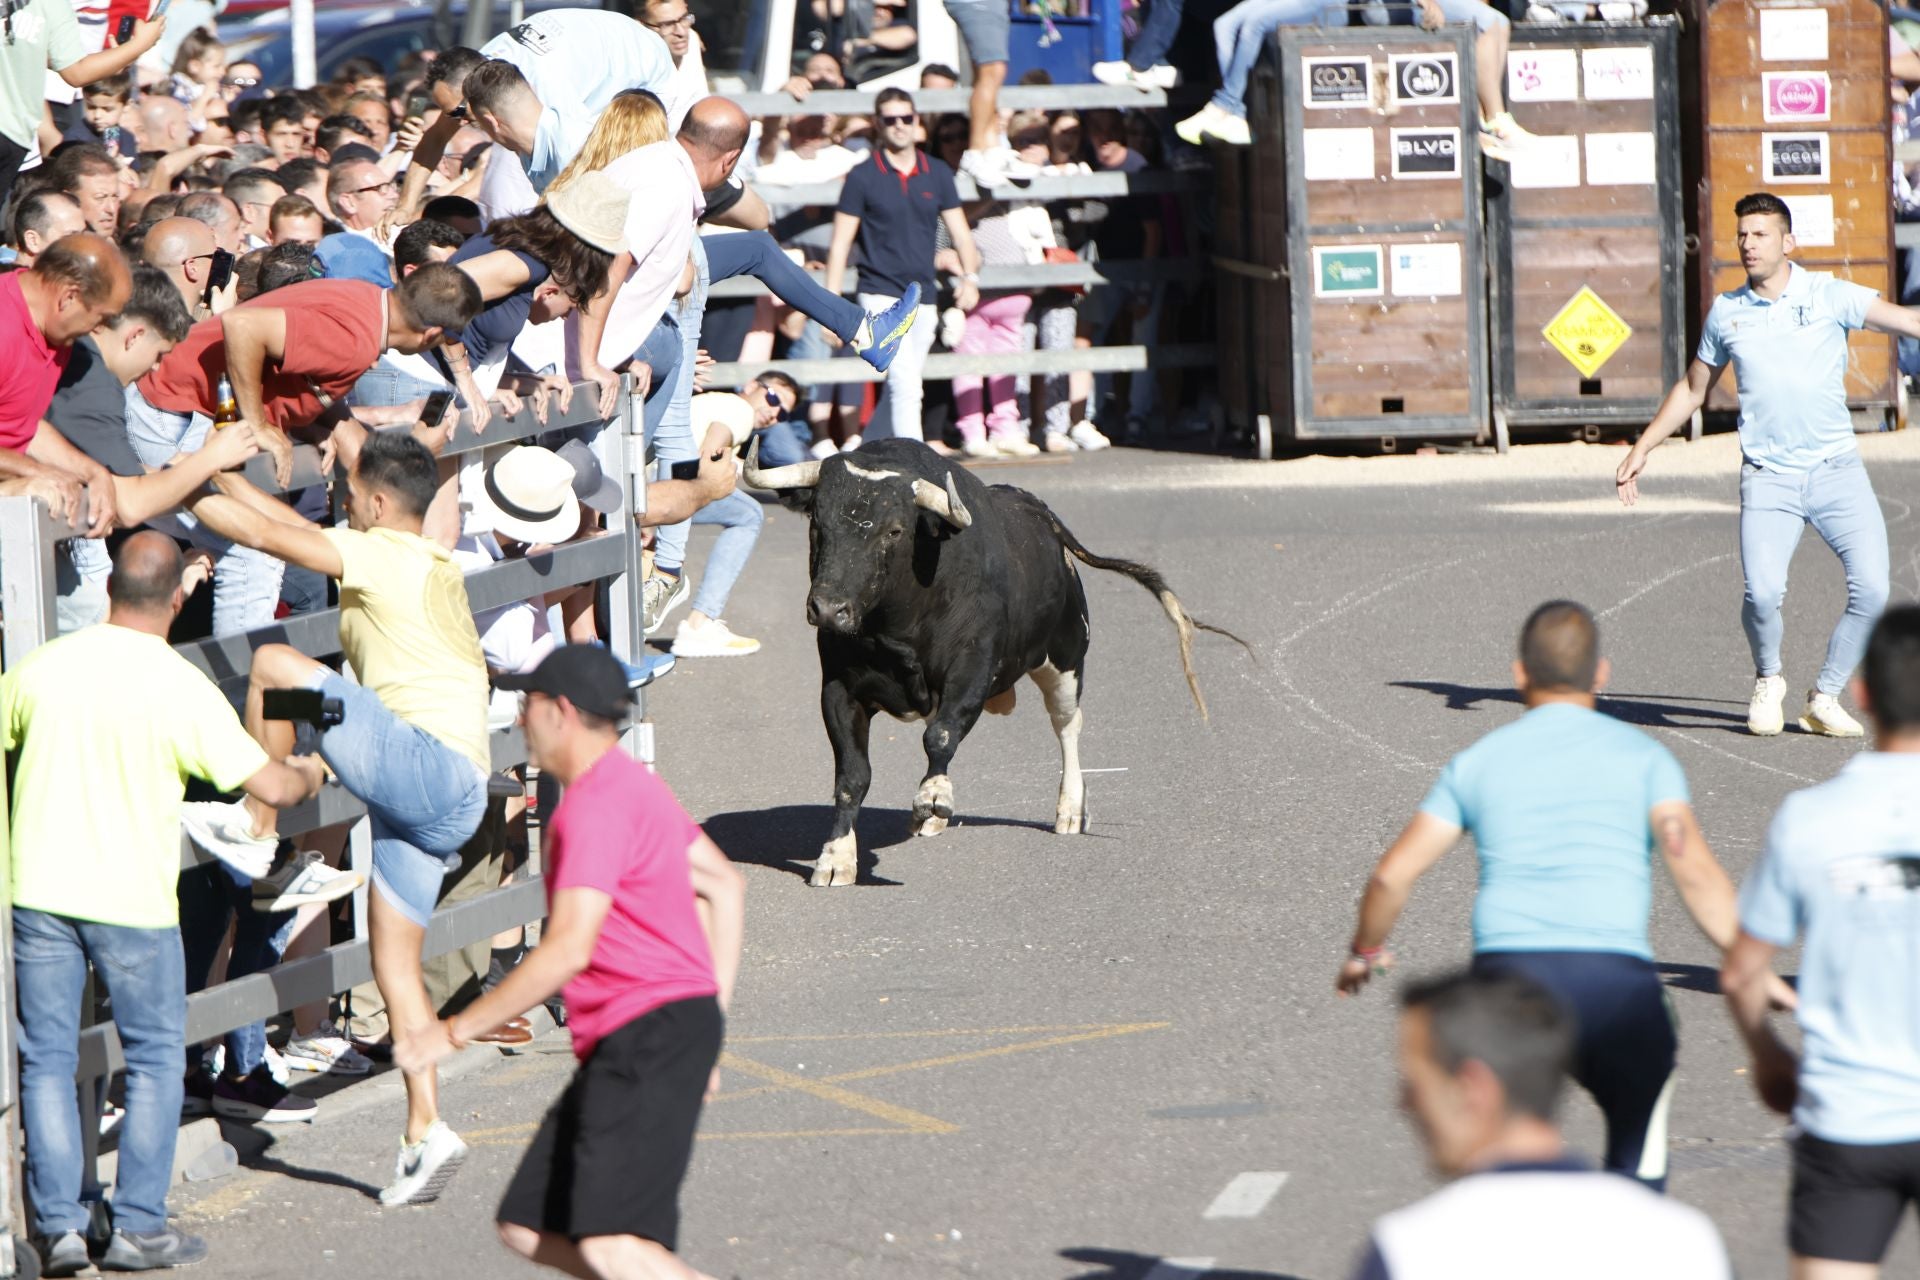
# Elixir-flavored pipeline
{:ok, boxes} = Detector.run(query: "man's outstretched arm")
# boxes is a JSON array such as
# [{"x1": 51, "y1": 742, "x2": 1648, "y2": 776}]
[{"x1": 1617, "y1": 358, "x2": 1724, "y2": 505}]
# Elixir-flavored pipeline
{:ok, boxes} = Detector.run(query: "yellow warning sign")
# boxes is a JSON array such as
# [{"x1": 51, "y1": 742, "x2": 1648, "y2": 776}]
[{"x1": 1542, "y1": 286, "x2": 1633, "y2": 379}]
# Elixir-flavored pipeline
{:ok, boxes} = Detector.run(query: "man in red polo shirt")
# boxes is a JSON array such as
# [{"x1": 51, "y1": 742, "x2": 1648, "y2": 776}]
[
  {"x1": 0, "y1": 234, "x2": 131, "y2": 537},
  {"x1": 125, "y1": 263, "x2": 482, "y2": 634}
]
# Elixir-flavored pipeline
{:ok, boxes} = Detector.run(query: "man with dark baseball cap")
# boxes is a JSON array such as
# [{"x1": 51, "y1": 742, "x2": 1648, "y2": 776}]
[{"x1": 398, "y1": 644, "x2": 745, "y2": 1280}]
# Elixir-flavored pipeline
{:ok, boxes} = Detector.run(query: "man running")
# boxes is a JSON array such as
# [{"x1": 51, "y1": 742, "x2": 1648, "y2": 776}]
[
  {"x1": 395, "y1": 645, "x2": 745, "y2": 1280},
  {"x1": 1722, "y1": 604, "x2": 1920, "y2": 1277},
  {"x1": 1336, "y1": 600, "x2": 1789, "y2": 1190},
  {"x1": 1617, "y1": 191, "x2": 1914, "y2": 738}
]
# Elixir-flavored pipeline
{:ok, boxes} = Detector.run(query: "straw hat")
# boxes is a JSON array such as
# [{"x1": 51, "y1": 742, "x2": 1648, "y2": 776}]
[
  {"x1": 474, "y1": 445, "x2": 584, "y2": 544},
  {"x1": 544, "y1": 169, "x2": 630, "y2": 255}
]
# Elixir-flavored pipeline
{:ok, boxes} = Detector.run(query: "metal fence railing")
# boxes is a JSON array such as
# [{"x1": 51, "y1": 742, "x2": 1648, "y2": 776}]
[{"x1": 0, "y1": 377, "x2": 648, "y2": 1275}]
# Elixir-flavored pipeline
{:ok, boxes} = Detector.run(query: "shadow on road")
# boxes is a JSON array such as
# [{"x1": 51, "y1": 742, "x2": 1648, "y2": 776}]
[
  {"x1": 225, "y1": 1128, "x2": 384, "y2": 1199},
  {"x1": 704, "y1": 804, "x2": 1055, "y2": 885},
  {"x1": 1658, "y1": 961, "x2": 1797, "y2": 998},
  {"x1": 1389, "y1": 681, "x2": 1751, "y2": 733},
  {"x1": 1059, "y1": 1247, "x2": 1310, "y2": 1279}
]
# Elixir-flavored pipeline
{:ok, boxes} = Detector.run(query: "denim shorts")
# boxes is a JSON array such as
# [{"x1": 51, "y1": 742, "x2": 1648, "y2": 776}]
[
  {"x1": 307, "y1": 670, "x2": 489, "y2": 928},
  {"x1": 943, "y1": 0, "x2": 1010, "y2": 64}
]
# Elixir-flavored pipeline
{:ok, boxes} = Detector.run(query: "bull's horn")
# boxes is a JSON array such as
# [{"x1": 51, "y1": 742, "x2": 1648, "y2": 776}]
[
  {"x1": 742, "y1": 436, "x2": 821, "y2": 490},
  {"x1": 912, "y1": 471, "x2": 972, "y2": 530}
]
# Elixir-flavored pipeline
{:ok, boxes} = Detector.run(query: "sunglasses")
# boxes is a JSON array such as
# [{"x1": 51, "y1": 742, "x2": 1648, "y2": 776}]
[
  {"x1": 222, "y1": 76, "x2": 259, "y2": 89},
  {"x1": 878, "y1": 112, "x2": 917, "y2": 125}
]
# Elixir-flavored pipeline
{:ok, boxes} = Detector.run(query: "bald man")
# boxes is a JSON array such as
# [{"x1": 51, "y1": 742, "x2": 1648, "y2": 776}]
[
  {"x1": 142, "y1": 217, "x2": 220, "y2": 316},
  {"x1": 176, "y1": 192, "x2": 245, "y2": 257},
  {"x1": 135, "y1": 95, "x2": 193, "y2": 155}
]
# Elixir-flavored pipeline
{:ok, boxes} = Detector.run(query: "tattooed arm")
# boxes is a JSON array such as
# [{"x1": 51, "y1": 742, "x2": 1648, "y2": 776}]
[{"x1": 1650, "y1": 800, "x2": 1741, "y2": 950}]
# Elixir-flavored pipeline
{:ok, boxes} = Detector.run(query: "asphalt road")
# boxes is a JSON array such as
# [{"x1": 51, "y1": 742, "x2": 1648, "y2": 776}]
[{"x1": 172, "y1": 433, "x2": 1920, "y2": 1279}]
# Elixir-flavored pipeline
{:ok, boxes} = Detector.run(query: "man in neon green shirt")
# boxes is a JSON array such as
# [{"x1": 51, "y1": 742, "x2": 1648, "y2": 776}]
[{"x1": 1, "y1": 532, "x2": 321, "y2": 1275}]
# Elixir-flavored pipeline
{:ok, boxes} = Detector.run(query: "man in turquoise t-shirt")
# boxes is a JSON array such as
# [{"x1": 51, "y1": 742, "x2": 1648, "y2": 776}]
[
  {"x1": 1336, "y1": 601, "x2": 1782, "y2": 1190},
  {"x1": 1615, "y1": 190, "x2": 1920, "y2": 739}
]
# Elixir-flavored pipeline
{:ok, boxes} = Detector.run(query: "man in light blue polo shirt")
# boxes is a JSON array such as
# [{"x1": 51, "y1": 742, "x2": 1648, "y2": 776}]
[
  {"x1": 1721, "y1": 604, "x2": 1920, "y2": 1273},
  {"x1": 479, "y1": 8, "x2": 691, "y2": 128},
  {"x1": 1336, "y1": 601, "x2": 1767, "y2": 1190},
  {"x1": 1617, "y1": 191, "x2": 1911, "y2": 738}
]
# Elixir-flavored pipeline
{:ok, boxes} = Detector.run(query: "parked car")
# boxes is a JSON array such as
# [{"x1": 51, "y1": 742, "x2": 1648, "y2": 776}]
[{"x1": 217, "y1": 0, "x2": 588, "y2": 87}]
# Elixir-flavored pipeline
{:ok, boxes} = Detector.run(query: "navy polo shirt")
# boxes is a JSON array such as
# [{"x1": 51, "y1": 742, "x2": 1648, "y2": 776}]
[{"x1": 836, "y1": 148, "x2": 960, "y2": 299}]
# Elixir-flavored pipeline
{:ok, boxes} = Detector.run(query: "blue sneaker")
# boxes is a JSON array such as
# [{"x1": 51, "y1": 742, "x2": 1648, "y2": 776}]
[
  {"x1": 857, "y1": 282, "x2": 922, "y2": 374},
  {"x1": 592, "y1": 642, "x2": 677, "y2": 688}
]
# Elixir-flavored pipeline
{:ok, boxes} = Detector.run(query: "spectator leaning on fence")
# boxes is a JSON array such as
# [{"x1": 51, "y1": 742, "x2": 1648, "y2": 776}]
[
  {"x1": 181, "y1": 430, "x2": 497, "y2": 1208},
  {"x1": 826, "y1": 88, "x2": 979, "y2": 448},
  {"x1": 0, "y1": 0, "x2": 162, "y2": 208},
  {"x1": 1348, "y1": 970, "x2": 1733, "y2": 1279},
  {"x1": 1, "y1": 533, "x2": 325, "y2": 1277}
]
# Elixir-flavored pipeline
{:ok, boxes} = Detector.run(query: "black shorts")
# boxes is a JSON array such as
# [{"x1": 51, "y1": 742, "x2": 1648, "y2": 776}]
[
  {"x1": 1790, "y1": 1132, "x2": 1920, "y2": 1263},
  {"x1": 497, "y1": 995, "x2": 724, "y2": 1247}
]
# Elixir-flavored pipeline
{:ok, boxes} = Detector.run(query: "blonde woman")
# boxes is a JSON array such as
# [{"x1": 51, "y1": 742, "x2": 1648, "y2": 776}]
[{"x1": 544, "y1": 89, "x2": 671, "y2": 198}]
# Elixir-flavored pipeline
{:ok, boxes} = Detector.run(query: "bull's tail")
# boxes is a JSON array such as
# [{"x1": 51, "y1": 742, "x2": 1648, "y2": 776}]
[{"x1": 1042, "y1": 510, "x2": 1252, "y2": 722}]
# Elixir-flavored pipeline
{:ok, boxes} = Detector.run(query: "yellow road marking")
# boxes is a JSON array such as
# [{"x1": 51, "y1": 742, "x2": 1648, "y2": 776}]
[
  {"x1": 717, "y1": 1052, "x2": 958, "y2": 1134},
  {"x1": 727, "y1": 1022, "x2": 1137, "y2": 1045}
]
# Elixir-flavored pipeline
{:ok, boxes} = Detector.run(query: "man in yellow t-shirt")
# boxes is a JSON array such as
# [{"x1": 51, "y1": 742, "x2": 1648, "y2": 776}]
[
  {"x1": 1, "y1": 533, "x2": 322, "y2": 1274},
  {"x1": 182, "y1": 428, "x2": 492, "y2": 1209}
]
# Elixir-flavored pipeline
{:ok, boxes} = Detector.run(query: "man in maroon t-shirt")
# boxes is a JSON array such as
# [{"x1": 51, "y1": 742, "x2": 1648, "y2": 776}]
[
  {"x1": 397, "y1": 645, "x2": 745, "y2": 1280},
  {"x1": 0, "y1": 234, "x2": 131, "y2": 536}
]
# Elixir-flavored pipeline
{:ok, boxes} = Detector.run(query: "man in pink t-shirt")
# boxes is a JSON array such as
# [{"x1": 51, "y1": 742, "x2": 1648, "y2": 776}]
[{"x1": 396, "y1": 644, "x2": 745, "y2": 1280}]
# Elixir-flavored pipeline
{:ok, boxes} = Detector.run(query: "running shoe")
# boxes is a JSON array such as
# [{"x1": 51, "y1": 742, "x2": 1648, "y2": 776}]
[
  {"x1": 181, "y1": 1065, "x2": 216, "y2": 1118},
  {"x1": 1042, "y1": 433, "x2": 1078, "y2": 454},
  {"x1": 211, "y1": 1065, "x2": 316, "y2": 1124},
  {"x1": 37, "y1": 1230, "x2": 90, "y2": 1278},
  {"x1": 250, "y1": 850, "x2": 363, "y2": 913},
  {"x1": 989, "y1": 435, "x2": 1041, "y2": 457},
  {"x1": 961, "y1": 438, "x2": 999, "y2": 459},
  {"x1": 588, "y1": 641, "x2": 676, "y2": 687},
  {"x1": 641, "y1": 570, "x2": 691, "y2": 635},
  {"x1": 99, "y1": 1226, "x2": 208, "y2": 1272},
  {"x1": 672, "y1": 617, "x2": 762, "y2": 658},
  {"x1": 282, "y1": 1022, "x2": 375, "y2": 1077},
  {"x1": 179, "y1": 799, "x2": 276, "y2": 880},
  {"x1": 1176, "y1": 104, "x2": 1251, "y2": 146},
  {"x1": 379, "y1": 1120, "x2": 468, "y2": 1206},
  {"x1": 1747, "y1": 675, "x2": 1787, "y2": 736},
  {"x1": 1069, "y1": 421, "x2": 1113, "y2": 452},
  {"x1": 1800, "y1": 690, "x2": 1865, "y2": 738},
  {"x1": 1091, "y1": 60, "x2": 1179, "y2": 89},
  {"x1": 855, "y1": 283, "x2": 922, "y2": 374}
]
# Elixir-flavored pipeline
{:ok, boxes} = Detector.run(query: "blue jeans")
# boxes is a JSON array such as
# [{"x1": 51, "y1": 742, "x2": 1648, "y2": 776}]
[
  {"x1": 653, "y1": 240, "x2": 711, "y2": 575},
  {"x1": 1127, "y1": 0, "x2": 1184, "y2": 68},
  {"x1": 14, "y1": 909, "x2": 186, "y2": 1237},
  {"x1": 347, "y1": 361, "x2": 448, "y2": 409},
  {"x1": 688, "y1": 487, "x2": 765, "y2": 618},
  {"x1": 705, "y1": 230, "x2": 866, "y2": 343},
  {"x1": 1212, "y1": 0, "x2": 1327, "y2": 115},
  {"x1": 307, "y1": 670, "x2": 489, "y2": 928},
  {"x1": 180, "y1": 863, "x2": 295, "y2": 1079},
  {"x1": 752, "y1": 420, "x2": 814, "y2": 467},
  {"x1": 632, "y1": 311, "x2": 684, "y2": 450},
  {"x1": 1739, "y1": 450, "x2": 1891, "y2": 695}
]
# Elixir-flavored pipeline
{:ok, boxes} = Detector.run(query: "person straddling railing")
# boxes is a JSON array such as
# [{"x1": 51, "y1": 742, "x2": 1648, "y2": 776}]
[
  {"x1": 178, "y1": 431, "x2": 499, "y2": 1208},
  {"x1": 0, "y1": 533, "x2": 325, "y2": 1276}
]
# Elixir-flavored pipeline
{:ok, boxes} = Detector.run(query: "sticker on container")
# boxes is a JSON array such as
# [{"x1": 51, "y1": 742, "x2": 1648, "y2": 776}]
[
  {"x1": 1389, "y1": 242, "x2": 1463, "y2": 297},
  {"x1": 1304, "y1": 56, "x2": 1371, "y2": 109},
  {"x1": 1759, "y1": 8, "x2": 1828, "y2": 61},
  {"x1": 1781, "y1": 193, "x2": 1835, "y2": 246},
  {"x1": 1390, "y1": 52, "x2": 1460, "y2": 105},
  {"x1": 1508, "y1": 134, "x2": 1581, "y2": 188},
  {"x1": 1507, "y1": 49, "x2": 1579, "y2": 103},
  {"x1": 1583, "y1": 132, "x2": 1656, "y2": 185},
  {"x1": 1762, "y1": 71, "x2": 1830, "y2": 122},
  {"x1": 1391, "y1": 127, "x2": 1462, "y2": 180},
  {"x1": 1582, "y1": 46, "x2": 1655, "y2": 100},
  {"x1": 1542, "y1": 286, "x2": 1633, "y2": 378},
  {"x1": 1302, "y1": 127, "x2": 1376, "y2": 181},
  {"x1": 1313, "y1": 245, "x2": 1385, "y2": 298},
  {"x1": 1762, "y1": 132, "x2": 1829, "y2": 183}
]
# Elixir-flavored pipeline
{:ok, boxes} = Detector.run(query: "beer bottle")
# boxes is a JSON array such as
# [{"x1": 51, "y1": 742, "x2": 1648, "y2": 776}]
[{"x1": 213, "y1": 374, "x2": 240, "y2": 427}]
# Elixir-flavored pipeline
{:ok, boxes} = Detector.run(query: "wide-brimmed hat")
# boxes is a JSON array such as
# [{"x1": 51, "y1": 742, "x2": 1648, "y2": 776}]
[
  {"x1": 544, "y1": 170, "x2": 630, "y2": 255},
  {"x1": 473, "y1": 445, "x2": 583, "y2": 544}
]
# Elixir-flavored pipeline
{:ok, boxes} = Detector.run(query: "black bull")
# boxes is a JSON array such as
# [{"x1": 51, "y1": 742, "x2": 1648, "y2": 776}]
[{"x1": 744, "y1": 437, "x2": 1245, "y2": 887}]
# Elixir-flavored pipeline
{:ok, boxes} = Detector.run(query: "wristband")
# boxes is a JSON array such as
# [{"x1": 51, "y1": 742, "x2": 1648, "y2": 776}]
[{"x1": 1350, "y1": 945, "x2": 1384, "y2": 961}]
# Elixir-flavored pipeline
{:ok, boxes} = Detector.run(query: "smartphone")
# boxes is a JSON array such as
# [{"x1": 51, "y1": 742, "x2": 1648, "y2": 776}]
[
  {"x1": 261, "y1": 689, "x2": 345, "y2": 727},
  {"x1": 116, "y1": 15, "x2": 136, "y2": 42},
  {"x1": 405, "y1": 92, "x2": 434, "y2": 121},
  {"x1": 421, "y1": 389, "x2": 456, "y2": 427},
  {"x1": 202, "y1": 247, "x2": 233, "y2": 305},
  {"x1": 669, "y1": 457, "x2": 702, "y2": 481},
  {"x1": 151, "y1": 0, "x2": 171, "y2": 18}
]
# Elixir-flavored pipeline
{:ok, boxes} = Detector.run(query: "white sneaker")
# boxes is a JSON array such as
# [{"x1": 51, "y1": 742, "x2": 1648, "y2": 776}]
[
  {"x1": 838, "y1": 434, "x2": 863, "y2": 453},
  {"x1": 989, "y1": 435, "x2": 1040, "y2": 457},
  {"x1": 961, "y1": 438, "x2": 999, "y2": 459},
  {"x1": 1176, "y1": 105, "x2": 1223, "y2": 146},
  {"x1": 378, "y1": 1120, "x2": 468, "y2": 1207},
  {"x1": 180, "y1": 799, "x2": 277, "y2": 879},
  {"x1": 1042, "y1": 432, "x2": 1078, "y2": 454},
  {"x1": 1205, "y1": 112, "x2": 1252, "y2": 145},
  {"x1": 808, "y1": 437, "x2": 838, "y2": 461},
  {"x1": 250, "y1": 849, "x2": 364, "y2": 912},
  {"x1": 641, "y1": 570, "x2": 691, "y2": 635},
  {"x1": 1091, "y1": 60, "x2": 1178, "y2": 89},
  {"x1": 671, "y1": 616, "x2": 762, "y2": 658},
  {"x1": 282, "y1": 1022, "x2": 375, "y2": 1076},
  {"x1": 1748, "y1": 675, "x2": 1788, "y2": 736},
  {"x1": 1068, "y1": 421, "x2": 1113, "y2": 451},
  {"x1": 1800, "y1": 690, "x2": 1865, "y2": 738},
  {"x1": 960, "y1": 148, "x2": 1007, "y2": 189}
]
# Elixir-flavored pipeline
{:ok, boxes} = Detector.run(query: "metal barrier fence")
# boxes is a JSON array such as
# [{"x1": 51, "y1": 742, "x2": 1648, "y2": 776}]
[{"x1": 0, "y1": 377, "x2": 647, "y2": 1272}]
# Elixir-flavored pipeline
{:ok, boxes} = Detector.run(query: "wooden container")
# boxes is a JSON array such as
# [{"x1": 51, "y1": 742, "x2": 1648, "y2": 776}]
[{"x1": 1484, "y1": 21, "x2": 1689, "y2": 444}]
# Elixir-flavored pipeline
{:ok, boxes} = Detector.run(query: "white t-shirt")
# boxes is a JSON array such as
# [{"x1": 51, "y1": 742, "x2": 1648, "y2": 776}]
[{"x1": 586, "y1": 140, "x2": 706, "y2": 371}]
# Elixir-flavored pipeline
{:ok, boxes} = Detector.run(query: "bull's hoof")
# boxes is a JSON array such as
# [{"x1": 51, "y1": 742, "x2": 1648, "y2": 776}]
[
  {"x1": 1053, "y1": 807, "x2": 1086, "y2": 835},
  {"x1": 810, "y1": 833, "x2": 858, "y2": 887},
  {"x1": 911, "y1": 775, "x2": 954, "y2": 837}
]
